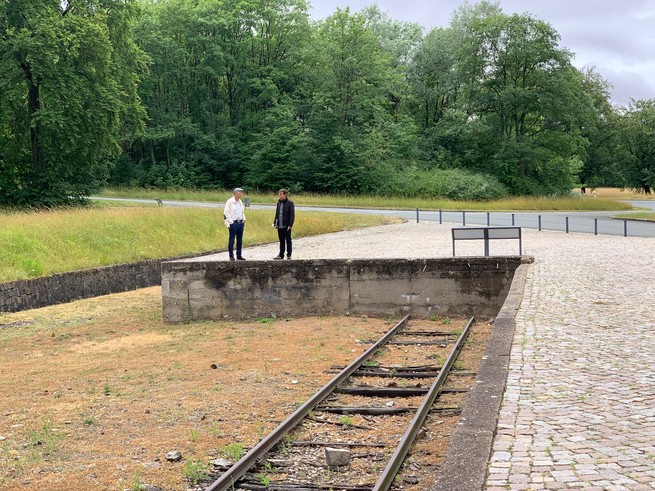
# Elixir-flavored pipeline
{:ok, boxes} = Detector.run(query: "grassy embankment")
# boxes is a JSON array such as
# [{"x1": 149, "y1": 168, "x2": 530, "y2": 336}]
[
  {"x1": 104, "y1": 186, "x2": 655, "y2": 219},
  {"x1": 0, "y1": 206, "x2": 397, "y2": 283},
  {"x1": 100, "y1": 187, "x2": 639, "y2": 211}
]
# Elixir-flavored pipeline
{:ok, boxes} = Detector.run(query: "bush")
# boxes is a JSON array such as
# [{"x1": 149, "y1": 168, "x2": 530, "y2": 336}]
[{"x1": 383, "y1": 167, "x2": 509, "y2": 200}]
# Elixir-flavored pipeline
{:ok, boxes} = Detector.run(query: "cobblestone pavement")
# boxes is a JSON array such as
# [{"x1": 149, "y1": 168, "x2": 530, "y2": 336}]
[
  {"x1": 483, "y1": 230, "x2": 655, "y2": 491},
  {"x1": 214, "y1": 220, "x2": 655, "y2": 490}
]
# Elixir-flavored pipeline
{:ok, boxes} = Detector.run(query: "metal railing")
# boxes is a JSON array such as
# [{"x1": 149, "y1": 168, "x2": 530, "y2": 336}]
[{"x1": 413, "y1": 209, "x2": 655, "y2": 238}]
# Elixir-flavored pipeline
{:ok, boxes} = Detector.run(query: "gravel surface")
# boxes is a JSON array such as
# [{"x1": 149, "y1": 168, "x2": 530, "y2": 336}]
[{"x1": 199, "y1": 221, "x2": 527, "y2": 261}]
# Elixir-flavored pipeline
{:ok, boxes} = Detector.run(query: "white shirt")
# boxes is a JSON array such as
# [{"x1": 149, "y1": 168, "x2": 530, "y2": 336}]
[
  {"x1": 234, "y1": 200, "x2": 244, "y2": 220},
  {"x1": 224, "y1": 196, "x2": 246, "y2": 227}
]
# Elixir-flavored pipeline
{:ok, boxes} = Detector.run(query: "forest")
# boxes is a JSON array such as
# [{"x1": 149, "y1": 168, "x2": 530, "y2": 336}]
[{"x1": 1, "y1": 0, "x2": 654, "y2": 207}]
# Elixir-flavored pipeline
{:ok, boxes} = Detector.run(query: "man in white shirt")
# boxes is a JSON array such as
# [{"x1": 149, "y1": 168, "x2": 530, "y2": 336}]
[{"x1": 223, "y1": 187, "x2": 246, "y2": 261}]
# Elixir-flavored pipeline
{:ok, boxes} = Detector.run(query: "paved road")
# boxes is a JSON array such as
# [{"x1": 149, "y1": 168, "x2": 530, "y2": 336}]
[{"x1": 92, "y1": 197, "x2": 655, "y2": 238}]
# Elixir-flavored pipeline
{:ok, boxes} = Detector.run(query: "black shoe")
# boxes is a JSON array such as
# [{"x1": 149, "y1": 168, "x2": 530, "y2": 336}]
[
  {"x1": 274, "y1": 255, "x2": 284, "y2": 260},
  {"x1": 237, "y1": 257, "x2": 246, "y2": 261},
  {"x1": 229, "y1": 256, "x2": 235, "y2": 261},
  {"x1": 286, "y1": 255, "x2": 292, "y2": 260}
]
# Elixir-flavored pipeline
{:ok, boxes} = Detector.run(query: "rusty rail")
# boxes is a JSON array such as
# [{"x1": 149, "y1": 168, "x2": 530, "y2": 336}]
[
  {"x1": 372, "y1": 316, "x2": 474, "y2": 491},
  {"x1": 204, "y1": 315, "x2": 410, "y2": 491}
]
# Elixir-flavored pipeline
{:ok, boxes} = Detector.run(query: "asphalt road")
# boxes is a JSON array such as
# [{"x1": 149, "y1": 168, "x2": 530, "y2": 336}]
[{"x1": 92, "y1": 197, "x2": 655, "y2": 238}]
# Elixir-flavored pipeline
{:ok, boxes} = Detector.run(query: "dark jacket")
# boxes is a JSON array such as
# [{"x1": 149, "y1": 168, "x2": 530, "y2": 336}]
[{"x1": 273, "y1": 198, "x2": 295, "y2": 228}]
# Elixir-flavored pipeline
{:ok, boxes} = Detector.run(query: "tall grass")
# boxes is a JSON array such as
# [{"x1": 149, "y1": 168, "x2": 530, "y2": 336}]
[
  {"x1": 0, "y1": 206, "x2": 396, "y2": 282},
  {"x1": 100, "y1": 187, "x2": 634, "y2": 211},
  {"x1": 577, "y1": 187, "x2": 653, "y2": 200}
]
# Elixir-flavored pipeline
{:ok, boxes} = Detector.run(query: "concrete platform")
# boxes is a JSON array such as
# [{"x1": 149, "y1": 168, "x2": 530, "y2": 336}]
[{"x1": 161, "y1": 257, "x2": 526, "y2": 322}]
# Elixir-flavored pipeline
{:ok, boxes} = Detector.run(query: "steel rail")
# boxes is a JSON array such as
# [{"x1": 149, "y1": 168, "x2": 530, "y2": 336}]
[
  {"x1": 204, "y1": 315, "x2": 410, "y2": 491},
  {"x1": 372, "y1": 316, "x2": 475, "y2": 491}
]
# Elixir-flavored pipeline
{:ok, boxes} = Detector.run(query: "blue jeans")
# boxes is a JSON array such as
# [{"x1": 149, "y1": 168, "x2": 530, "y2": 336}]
[{"x1": 228, "y1": 222, "x2": 245, "y2": 258}]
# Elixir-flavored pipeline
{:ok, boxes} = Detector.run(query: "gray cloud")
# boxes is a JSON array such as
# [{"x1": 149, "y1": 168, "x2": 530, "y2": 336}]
[{"x1": 600, "y1": 68, "x2": 655, "y2": 106}]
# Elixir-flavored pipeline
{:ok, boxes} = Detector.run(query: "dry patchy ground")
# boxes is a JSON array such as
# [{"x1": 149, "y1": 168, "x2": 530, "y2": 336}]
[{"x1": 0, "y1": 287, "x2": 397, "y2": 490}]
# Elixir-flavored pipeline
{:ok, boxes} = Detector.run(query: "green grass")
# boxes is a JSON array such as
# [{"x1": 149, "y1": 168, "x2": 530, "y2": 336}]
[
  {"x1": 0, "y1": 205, "x2": 396, "y2": 283},
  {"x1": 615, "y1": 212, "x2": 655, "y2": 220},
  {"x1": 27, "y1": 420, "x2": 64, "y2": 457},
  {"x1": 181, "y1": 458, "x2": 209, "y2": 485},
  {"x1": 99, "y1": 187, "x2": 634, "y2": 211},
  {"x1": 218, "y1": 443, "x2": 245, "y2": 461}
]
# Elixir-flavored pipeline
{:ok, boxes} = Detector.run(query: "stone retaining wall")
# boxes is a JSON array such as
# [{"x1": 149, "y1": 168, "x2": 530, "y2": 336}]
[
  {"x1": 0, "y1": 251, "x2": 220, "y2": 313},
  {"x1": 162, "y1": 257, "x2": 531, "y2": 322}
]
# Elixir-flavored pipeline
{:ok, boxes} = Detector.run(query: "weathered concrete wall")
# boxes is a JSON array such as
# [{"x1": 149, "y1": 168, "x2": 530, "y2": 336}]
[
  {"x1": 162, "y1": 257, "x2": 531, "y2": 323},
  {"x1": 0, "y1": 260, "x2": 161, "y2": 313},
  {"x1": 0, "y1": 251, "x2": 221, "y2": 313}
]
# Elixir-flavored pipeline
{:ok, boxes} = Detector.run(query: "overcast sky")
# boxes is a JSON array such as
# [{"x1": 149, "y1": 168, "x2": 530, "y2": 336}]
[{"x1": 309, "y1": 0, "x2": 655, "y2": 106}]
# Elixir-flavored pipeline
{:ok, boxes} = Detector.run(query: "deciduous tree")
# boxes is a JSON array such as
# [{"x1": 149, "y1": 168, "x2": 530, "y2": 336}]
[
  {"x1": 0, "y1": 0, "x2": 146, "y2": 206},
  {"x1": 622, "y1": 99, "x2": 655, "y2": 194},
  {"x1": 453, "y1": 6, "x2": 594, "y2": 194}
]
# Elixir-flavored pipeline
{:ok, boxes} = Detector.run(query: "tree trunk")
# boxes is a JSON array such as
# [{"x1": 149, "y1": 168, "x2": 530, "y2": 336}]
[{"x1": 24, "y1": 64, "x2": 44, "y2": 172}]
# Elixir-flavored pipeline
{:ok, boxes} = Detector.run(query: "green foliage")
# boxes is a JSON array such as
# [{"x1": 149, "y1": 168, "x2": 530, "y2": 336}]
[
  {"x1": 129, "y1": 468, "x2": 147, "y2": 491},
  {"x1": 182, "y1": 457, "x2": 209, "y2": 485},
  {"x1": 218, "y1": 443, "x2": 245, "y2": 461},
  {"x1": 448, "y1": 6, "x2": 595, "y2": 195},
  {"x1": 256, "y1": 472, "x2": 272, "y2": 486},
  {"x1": 577, "y1": 68, "x2": 627, "y2": 188},
  {"x1": 245, "y1": 102, "x2": 313, "y2": 191},
  {"x1": 27, "y1": 420, "x2": 64, "y2": 456},
  {"x1": 0, "y1": 0, "x2": 643, "y2": 203},
  {"x1": 622, "y1": 99, "x2": 655, "y2": 194},
  {"x1": 295, "y1": 8, "x2": 414, "y2": 194},
  {"x1": 0, "y1": 0, "x2": 146, "y2": 207},
  {"x1": 384, "y1": 167, "x2": 508, "y2": 200},
  {"x1": 127, "y1": 0, "x2": 312, "y2": 190},
  {"x1": 0, "y1": 205, "x2": 392, "y2": 282}
]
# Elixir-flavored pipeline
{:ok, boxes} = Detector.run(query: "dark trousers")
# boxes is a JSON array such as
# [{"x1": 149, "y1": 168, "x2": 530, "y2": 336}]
[
  {"x1": 277, "y1": 227, "x2": 292, "y2": 257},
  {"x1": 228, "y1": 222, "x2": 245, "y2": 258}
]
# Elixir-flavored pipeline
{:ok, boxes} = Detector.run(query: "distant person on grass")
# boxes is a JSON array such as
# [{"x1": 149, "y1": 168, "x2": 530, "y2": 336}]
[
  {"x1": 224, "y1": 187, "x2": 246, "y2": 261},
  {"x1": 273, "y1": 189, "x2": 295, "y2": 260}
]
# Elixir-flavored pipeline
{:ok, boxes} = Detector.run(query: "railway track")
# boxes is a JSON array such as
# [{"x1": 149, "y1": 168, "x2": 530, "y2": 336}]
[{"x1": 194, "y1": 315, "x2": 480, "y2": 491}]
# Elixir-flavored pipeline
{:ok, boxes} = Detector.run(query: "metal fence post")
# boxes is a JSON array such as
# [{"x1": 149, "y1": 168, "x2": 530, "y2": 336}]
[
  {"x1": 439, "y1": 209, "x2": 442, "y2": 224},
  {"x1": 486, "y1": 212, "x2": 490, "y2": 226},
  {"x1": 483, "y1": 228, "x2": 489, "y2": 256},
  {"x1": 566, "y1": 216, "x2": 569, "y2": 233},
  {"x1": 462, "y1": 211, "x2": 466, "y2": 226},
  {"x1": 512, "y1": 213, "x2": 515, "y2": 226},
  {"x1": 594, "y1": 218, "x2": 598, "y2": 235},
  {"x1": 416, "y1": 208, "x2": 419, "y2": 223},
  {"x1": 538, "y1": 215, "x2": 542, "y2": 231},
  {"x1": 624, "y1": 220, "x2": 628, "y2": 237}
]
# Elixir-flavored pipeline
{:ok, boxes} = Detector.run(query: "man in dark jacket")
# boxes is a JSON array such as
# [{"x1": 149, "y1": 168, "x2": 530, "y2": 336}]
[{"x1": 273, "y1": 189, "x2": 295, "y2": 259}]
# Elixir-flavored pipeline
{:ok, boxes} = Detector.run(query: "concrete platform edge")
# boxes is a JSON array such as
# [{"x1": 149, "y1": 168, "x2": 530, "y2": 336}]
[{"x1": 432, "y1": 260, "x2": 530, "y2": 491}]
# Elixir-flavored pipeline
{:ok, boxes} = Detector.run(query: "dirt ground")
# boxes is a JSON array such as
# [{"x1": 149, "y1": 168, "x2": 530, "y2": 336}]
[
  {"x1": 0, "y1": 288, "x2": 489, "y2": 491},
  {"x1": 0, "y1": 288, "x2": 407, "y2": 490}
]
